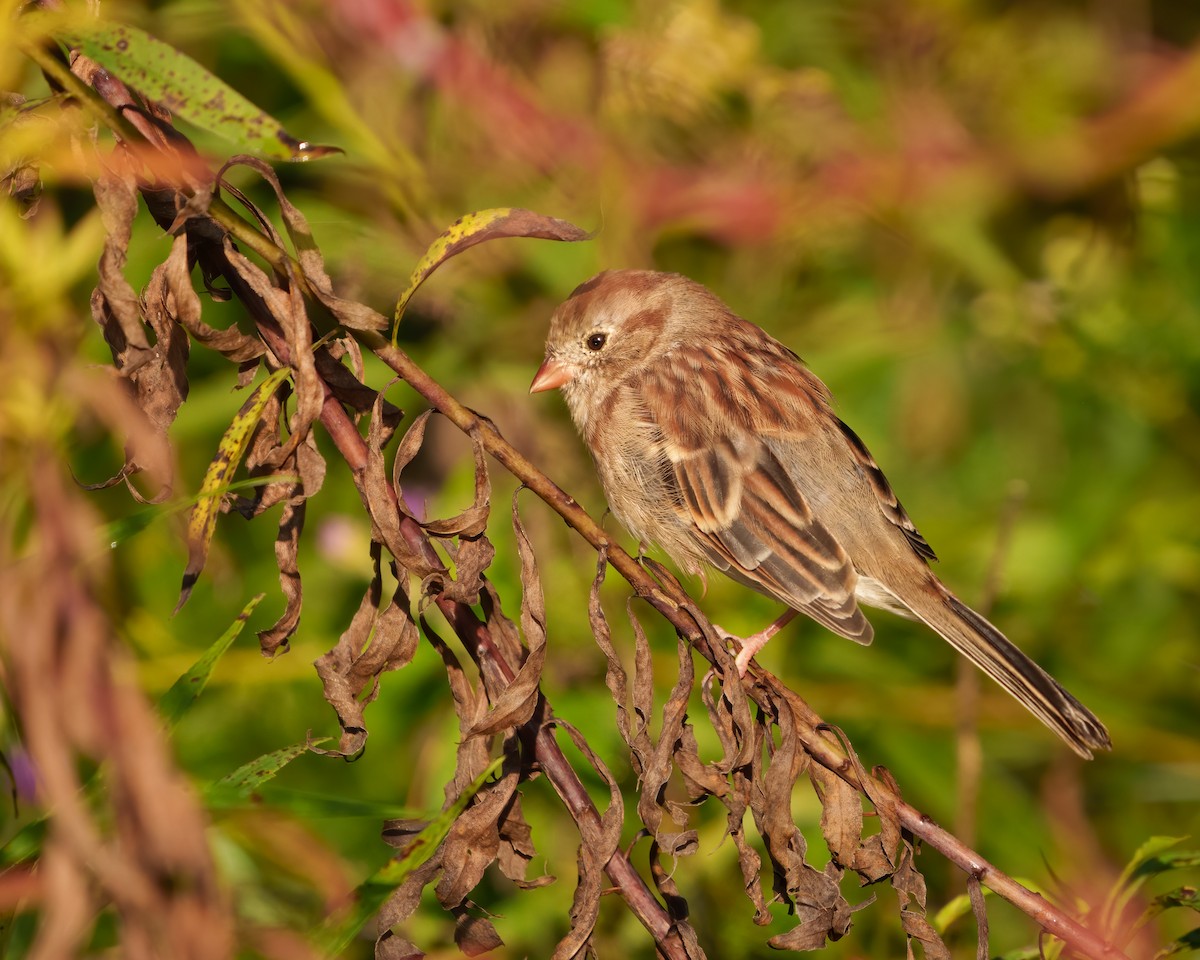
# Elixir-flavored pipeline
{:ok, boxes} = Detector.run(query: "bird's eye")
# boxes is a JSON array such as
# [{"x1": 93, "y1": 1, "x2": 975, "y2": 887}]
[{"x1": 586, "y1": 332, "x2": 607, "y2": 351}]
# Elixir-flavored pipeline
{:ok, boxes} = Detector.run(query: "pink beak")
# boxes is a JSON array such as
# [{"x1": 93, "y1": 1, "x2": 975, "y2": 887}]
[{"x1": 529, "y1": 357, "x2": 573, "y2": 393}]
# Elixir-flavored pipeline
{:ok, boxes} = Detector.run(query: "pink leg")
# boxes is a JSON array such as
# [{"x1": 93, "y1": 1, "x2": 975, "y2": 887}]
[{"x1": 716, "y1": 609, "x2": 799, "y2": 677}]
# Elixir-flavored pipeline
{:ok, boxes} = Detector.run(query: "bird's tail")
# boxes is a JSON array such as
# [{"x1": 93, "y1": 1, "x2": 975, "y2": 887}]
[{"x1": 907, "y1": 584, "x2": 1110, "y2": 759}]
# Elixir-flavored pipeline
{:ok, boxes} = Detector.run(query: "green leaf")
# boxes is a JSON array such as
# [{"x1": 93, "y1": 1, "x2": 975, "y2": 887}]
[
  {"x1": 60, "y1": 20, "x2": 340, "y2": 161},
  {"x1": 207, "y1": 738, "x2": 330, "y2": 807},
  {"x1": 316, "y1": 756, "x2": 505, "y2": 955},
  {"x1": 1104, "y1": 837, "x2": 1197, "y2": 936},
  {"x1": 158, "y1": 593, "x2": 264, "y2": 726}
]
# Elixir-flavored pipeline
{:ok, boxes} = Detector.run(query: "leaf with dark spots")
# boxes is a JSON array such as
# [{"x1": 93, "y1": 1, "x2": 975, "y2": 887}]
[
  {"x1": 177, "y1": 365, "x2": 291, "y2": 611},
  {"x1": 392, "y1": 208, "x2": 591, "y2": 340},
  {"x1": 210, "y1": 738, "x2": 327, "y2": 802},
  {"x1": 62, "y1": 21, "x2": 340, "y2": 160}
]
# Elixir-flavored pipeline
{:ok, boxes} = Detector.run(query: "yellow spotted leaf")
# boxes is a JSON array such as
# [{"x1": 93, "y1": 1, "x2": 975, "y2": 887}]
[
  {"x1": 177, "y1": 367, "x2": 291, "y2": 611},
  {"x1": 392, "y1": 208, "x2": 590, "y2": 343}
]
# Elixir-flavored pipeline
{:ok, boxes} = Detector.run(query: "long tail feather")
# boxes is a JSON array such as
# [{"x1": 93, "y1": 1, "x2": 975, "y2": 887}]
[{"x1": 909, "y1": 587, "x2": 1110, "y2": 758}]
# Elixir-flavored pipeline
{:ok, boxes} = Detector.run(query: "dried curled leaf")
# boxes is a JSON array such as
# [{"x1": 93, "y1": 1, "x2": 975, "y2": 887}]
[
  {"x1": 87, "y1": 170, "x2": 184, "y2": 500},
  {"x1": 220, "y1": 156, "x2": 388, "y2": 331},
  {"x1": 460, "y1": 491, "x2": 546, "y2": 737},
  {"x1": 313, "y1": 543, "x2": 421, "y2": 756},
  {"x1": 548, "y1": 719, "x2": 624, "y2": 960}
]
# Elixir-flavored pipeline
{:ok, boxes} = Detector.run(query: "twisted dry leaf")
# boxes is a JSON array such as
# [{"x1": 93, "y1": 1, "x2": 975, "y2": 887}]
[{"x1": 313, "y1": 542, "x2": 421, "y2": 756}]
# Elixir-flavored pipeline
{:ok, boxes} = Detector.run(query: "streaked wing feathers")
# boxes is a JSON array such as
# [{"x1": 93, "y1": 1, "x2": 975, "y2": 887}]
[
  {"x1": 671, "y1": 438, "x2": 872, "y2": 644},
  {"x1": 835, "y1": 420, "x2": 937, "y2": 562}
]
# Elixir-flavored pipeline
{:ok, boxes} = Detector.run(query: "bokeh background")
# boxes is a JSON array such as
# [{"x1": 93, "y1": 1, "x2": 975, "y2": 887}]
[{"x1": 3, "y1": 0, "x2": 1200, "y2": 956}]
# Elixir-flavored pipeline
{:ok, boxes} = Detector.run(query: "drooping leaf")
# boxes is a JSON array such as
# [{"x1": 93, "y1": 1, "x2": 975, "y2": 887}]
[
  {"x1": 316, "y1": 756, "x2": 504, "y2": 956},
  {"x1": 392, "y1": 208, "x2": 590, "y2": 342},
  {"x1": 177, "y1": 366, "x2": 291, "y2": 610},
  {"x1": 158, "y1": 593, "x2": 264, "y2": 726},
  {"x1": 60, "y1": 20, "x2": 341, "y2": 161}
]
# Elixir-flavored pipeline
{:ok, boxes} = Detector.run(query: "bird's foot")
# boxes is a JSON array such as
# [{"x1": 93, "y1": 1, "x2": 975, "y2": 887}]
[{"x1": 713, "y1": 609, "x2": 800, "y2": 678}]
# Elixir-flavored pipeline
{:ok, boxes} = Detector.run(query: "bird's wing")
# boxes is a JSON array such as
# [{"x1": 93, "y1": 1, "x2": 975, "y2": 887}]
[
  {"x1": 833, "y1": 419, "x2": 937, "y2": 562},
  {"x1": 641, "y1": 343, "x2": 873, "y2": 643}
]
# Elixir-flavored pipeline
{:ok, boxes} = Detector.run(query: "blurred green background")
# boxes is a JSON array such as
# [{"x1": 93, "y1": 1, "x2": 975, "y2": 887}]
[{"x1": 3, "y1": 0, "x2": 1199, "y2": 956}]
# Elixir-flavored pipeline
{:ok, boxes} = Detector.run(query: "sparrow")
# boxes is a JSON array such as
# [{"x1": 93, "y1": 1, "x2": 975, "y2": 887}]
[{"x1": 530, "y1": 269, "x2": 1110, "y2": 759}]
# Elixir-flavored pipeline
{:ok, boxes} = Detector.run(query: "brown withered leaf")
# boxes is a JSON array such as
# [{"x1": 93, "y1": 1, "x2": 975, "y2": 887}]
[
  {"x1": 393, "y1": 412, "x2": 491, "y2": 540},
  {"x1": 549, "y1": 718, "x2": 623, "y2": 960},
  {"x1": 362, "y1": 384, "x2": 437, "y2": 578},
  {"x1": 724, "y1": 772, "x2": 771, "y2": 926},
  {"x1": 436, "y1": 534, "x2": 495, "y2": 608},
  {"x1": 419, "y1": 613, "x2": 494, "y2": 807},
  {"x1": 453, "y1": 909, "x2": 504, "y2": 957},
  {"x1": 751, "y1": 699, "x2": 852, "y2": 948},
  {"x1": 218, "y1": 238, "x2": 324, "y2": 446},
  {"x1": 168, "y1": 232, "x2": 264, "y2": 364},
  {"x1": 87, "y1": 193, "x2": 194, "y2": 500},
  {"x1": 672, "y1": 724, "x2": 726, "y2": 803},
  {"x1": 496, "y1": 792, "x2": 553, "y2": 890},
  {"x1": 893, "y1": 842, "x2": 951, "y2": 960},
  {"x1": 624, "y1": 599, "x2": 656, "y2": 777},
  {"x1": 255, "y1": 496, "x2": 304, "y2": 656},
  {"x1": 270, "y1": 267, "x2": 324, "y2": 464},
  {"x1": 588, "y1": 549, "x2": 634, "y2": 746},
  {"x1": 817, "y1": 729, "x2": 900, "y2": 884},
  {"x1": 635, "y1": 631, "x2": 694, "y2": 862},
  {"x1": 313, "y1": 544, "x2": 421, "y2": 755},
  {"x1": 478, "y1": 580, "x2": 525, "y2": 671},
  {"x1": 435, "y1": 766, "x2": 521, "y2": 909},
  {"x1": 135, "y1": 234, "x2": 192, "y2": 473},
  {"x1": 92, "y1": 165, "x2": 151, "y2": 359},
  {"x1": 462, "y1": 492, "x2": 546, "y2": 738},
  {"x1": 374, "y1": 933, "x2": 425, "y2": 960},
  {"x1": 221, "y1": 156, "x2": 389, "y2": 331},
  {"x1": 376, "y1": 857, "x2": 442, "y2": 959},
  {"x1": 810, "y1": 761, "x2": 864, "y2": 874}
]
